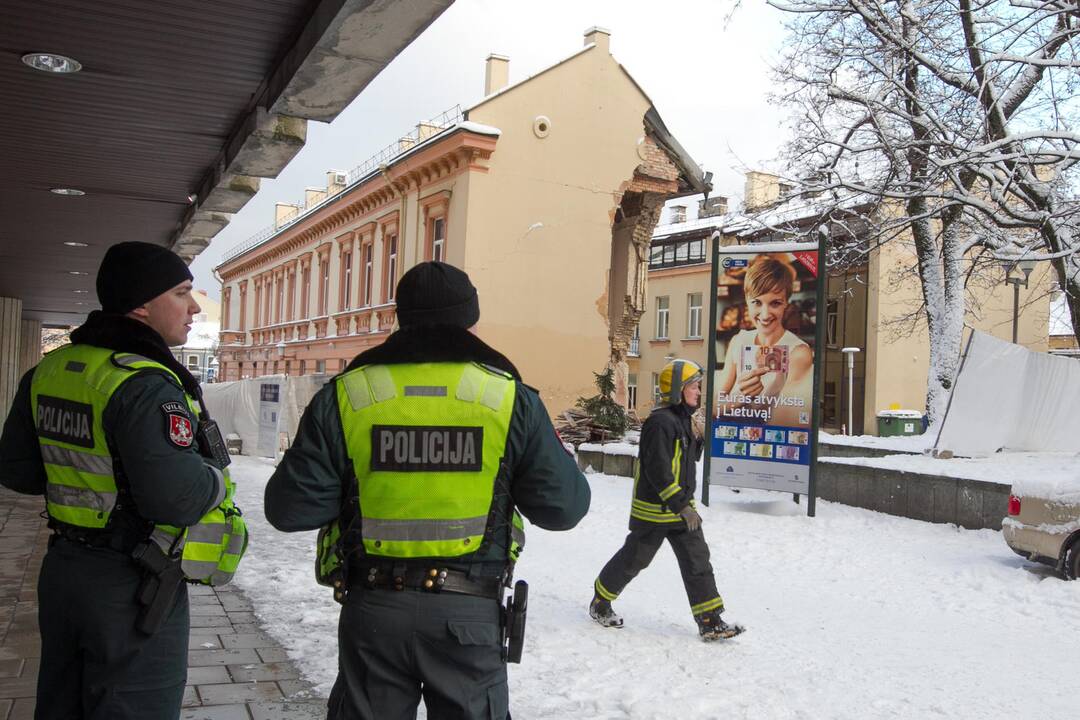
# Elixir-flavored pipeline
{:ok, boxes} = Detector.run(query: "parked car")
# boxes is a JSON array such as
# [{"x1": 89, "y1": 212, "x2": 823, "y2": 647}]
[{"x1": 1003, "y1": 492, "x2": 1080, "y2": 580}]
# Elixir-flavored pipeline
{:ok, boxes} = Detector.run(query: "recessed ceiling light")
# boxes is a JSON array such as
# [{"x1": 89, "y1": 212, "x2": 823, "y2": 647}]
[
  {"x1": 73, "y1": 289, "x2": 88, "y2": 294},
  {"x1": 50, "y1": 188, "x2": 85, "y2": 196},
  {"x1": 67, "y1": 271, "x2": 88, "y2": 276},
  {"x1": 74, "y1": 301, "x2": 87, "y2": 306},
  {"x1": 63, "y1": 241, "x2": 89, "y2": 247},
  {"x1": 22, "y1": 52, "x2": 82, "y2": 74}
]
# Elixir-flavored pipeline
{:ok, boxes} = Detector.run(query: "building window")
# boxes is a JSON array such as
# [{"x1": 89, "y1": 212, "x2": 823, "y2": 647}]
[
  {"x1": 655, "y1": 296, "x2": 670, "y2": 340},
  {"x1": 384, "y1": 234, "x2": 398, "y2": 302},
  {"x1": 669, "y1": 205, "x2": 686, "y2": 224},
  {"x1": 362, "y1": 242, "x2": 373, "y2": 306},
  {"x1": 319, "y1": 257, "x2": 330, "y2": 315},
  {"x1": 826, "y1": 299, "x2": 839, "y2": 347},
  {"x1": 628, "y1": 373, "x2": 638, "y2": 410},
  {"x1": 652, "y1": 373, "x2": 660, "y2": 404},
  {"x1": 253, "y1": 284, "x2": 261, "y2": 328},
  {"x1": 187, "y1": 355, "x2": 200, "y2": 369},
  {"x1": 263, "y1": 279, "x2": 272, "y2": 327},
  {"x1": 276, "y1": 275, "x2": 284, "y2": 323},
  {"x1": 649, "y1": 238, "x2": 707, "y2": 269},
  {"x1": 687, "y1": 292, "x2": 703, "y2": 338},
  {"x1": 299, "y1": 359, "x2": 306, "y2": 376},
  {"x1": 316, "y1": 359, "x2": 326, "y2": 374},
  {"x1": 430, "y1": 217, "x2": 446, "y2": 262},
  {"x1": 301, "y1": 265, "x2": 311, "y2": 318},
  {"x1": 629, "y1": 325, "x2": 640, "y2": 356},
  {"x1": 221, "y1": 291, "x2": 230, "y2": 330},
  {"x1": 341, "y1": 251, "x2": 352, "y2": 311}
]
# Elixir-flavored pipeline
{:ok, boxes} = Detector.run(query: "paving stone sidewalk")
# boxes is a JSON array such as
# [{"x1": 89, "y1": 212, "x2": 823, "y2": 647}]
[{"x1": 0, "y1": 487, "x2": 326, "y2": 720}]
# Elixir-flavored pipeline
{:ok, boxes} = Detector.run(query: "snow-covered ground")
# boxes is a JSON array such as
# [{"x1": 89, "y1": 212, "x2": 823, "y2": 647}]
[{"x1": 230, "y1": 455, "x2": 1079, "y2": 719}]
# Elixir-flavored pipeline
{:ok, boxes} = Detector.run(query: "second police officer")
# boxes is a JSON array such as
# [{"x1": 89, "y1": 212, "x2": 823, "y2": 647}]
[{"x1": 265, "y1": 261, "x2": 590, "y2": 719}]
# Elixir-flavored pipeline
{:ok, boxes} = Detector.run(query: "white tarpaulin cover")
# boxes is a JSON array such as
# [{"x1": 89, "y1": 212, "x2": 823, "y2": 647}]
[
  {"x1": 935, "y1": 330, "x2": 1080, "y2": 456},
  {"x1": 202, "y1": 374, "x2": 329, "y2": 455}
]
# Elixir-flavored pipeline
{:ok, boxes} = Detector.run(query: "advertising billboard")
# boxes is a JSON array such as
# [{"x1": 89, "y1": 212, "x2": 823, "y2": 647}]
[{"x1": 706, "y1": 241, "x2": 823, "y2": 496}]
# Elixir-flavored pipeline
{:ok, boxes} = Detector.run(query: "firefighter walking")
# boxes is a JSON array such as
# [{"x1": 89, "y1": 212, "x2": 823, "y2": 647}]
[{"x1": 589, "y1": 359, "x2": 743, "y2": 641}]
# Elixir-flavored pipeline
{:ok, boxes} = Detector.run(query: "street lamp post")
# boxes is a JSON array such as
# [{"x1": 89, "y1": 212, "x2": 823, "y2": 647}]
[
  {"x1": 840, "y1": 347, "x2": 861, "y2": 434},
  {"x1": 1001, "y1": 259, "x2": 1037, "y2": 343}
]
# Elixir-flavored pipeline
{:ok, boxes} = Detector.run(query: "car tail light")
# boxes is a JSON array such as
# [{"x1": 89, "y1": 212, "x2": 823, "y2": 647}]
[{"x1": 1008, "y1": 495, "x2": 1021, "y2": 516}]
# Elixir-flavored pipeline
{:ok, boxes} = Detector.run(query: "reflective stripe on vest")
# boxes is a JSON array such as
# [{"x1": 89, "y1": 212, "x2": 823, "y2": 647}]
[{"x1": 337, "y1": 362, "x2": 518, "y2": 559}]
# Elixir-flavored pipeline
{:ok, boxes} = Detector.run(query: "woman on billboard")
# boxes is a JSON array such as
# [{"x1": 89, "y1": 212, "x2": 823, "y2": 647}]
[{"x1": 716, "y1": 255, "x2": 813, "y2": 427}]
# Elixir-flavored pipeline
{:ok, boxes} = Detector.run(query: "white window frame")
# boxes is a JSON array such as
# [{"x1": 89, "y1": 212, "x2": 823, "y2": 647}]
[
  {"x1": 363, "y1": 243, "x2": 373, "y2": 306},
  {"x1": 627, "y1": 373, "x2": 638, "y2": 409},
  {"x1": 687, "y1": 292, "x2": 703, "y2": 338},
  {"x1": 655, "y1": 296, "x2": 670, "y2": 340},
  {"x1": 386, "y1": 234, "x2": 398, "y2": 302},
  {"x1": 652, "y1": 373, "x2": 661, "y2": 404},
  {"x1": 342, "y1": 251, "x2": 352, "y2": 311},
  {"x1": 187, "y1": 354, "x2": 200, "y2": 369},
  {"x1": 432, "y1": 217, "x2": 445, "y2": 262}
]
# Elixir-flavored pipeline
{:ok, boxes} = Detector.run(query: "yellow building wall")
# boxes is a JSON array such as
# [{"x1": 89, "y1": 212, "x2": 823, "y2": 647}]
[
  {"x1": 638, "y1": 265, "x2": 712, "y2": 413},
  {"x1": 462, "y1": 44, "x2": 656, "y2": 413}
]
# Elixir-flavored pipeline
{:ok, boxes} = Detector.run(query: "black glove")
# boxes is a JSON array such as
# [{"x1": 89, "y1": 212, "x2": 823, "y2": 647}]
[{"x1": 678, "y1": 505, "x2": 702, "y2": 532}]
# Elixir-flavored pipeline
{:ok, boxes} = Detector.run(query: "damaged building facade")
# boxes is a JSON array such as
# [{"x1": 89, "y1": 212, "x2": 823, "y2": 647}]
[{"x1": 215, "y1": 27, "x2": 707, "y2": 414}]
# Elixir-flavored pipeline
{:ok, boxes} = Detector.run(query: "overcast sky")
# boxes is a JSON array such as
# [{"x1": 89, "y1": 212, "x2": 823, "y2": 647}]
[{"x1": 189, "y1": 0, "x2": 788, "y2": 295}]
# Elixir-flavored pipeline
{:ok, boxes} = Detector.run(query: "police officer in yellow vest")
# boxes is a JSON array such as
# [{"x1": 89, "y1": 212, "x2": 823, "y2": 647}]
[
  {"x1": 265, "y1": 261, "x2": 591, "y2": 720},
  {"x1": 0, "y1": 242, "x2": 245, "y2": 720}
]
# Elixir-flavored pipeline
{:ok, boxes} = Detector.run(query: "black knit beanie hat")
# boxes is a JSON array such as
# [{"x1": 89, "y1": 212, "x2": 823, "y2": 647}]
[
  {"x1": 96, "y1": 241, "x2": 194, "y2": 314},
  {"x1": 395, "y1": 261, "x2": 480, "y2": 329}
]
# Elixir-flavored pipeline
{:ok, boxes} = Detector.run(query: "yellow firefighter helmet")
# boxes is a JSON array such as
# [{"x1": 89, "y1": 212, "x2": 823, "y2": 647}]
[{"x1": 658, "y1": 359, "x2": 703, "y2": 406}]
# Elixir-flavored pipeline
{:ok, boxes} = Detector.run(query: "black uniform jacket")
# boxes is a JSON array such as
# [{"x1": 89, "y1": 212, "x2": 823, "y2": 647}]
[
  {"x1": 0, "y1": 312, "x2": 224, "y2": 531},
  {"x1": 264, "y1": 325, "x2": 591, "y2": 571},
  {"x1": 632, "y1": 402, "x2": 702, "y2": 527}
]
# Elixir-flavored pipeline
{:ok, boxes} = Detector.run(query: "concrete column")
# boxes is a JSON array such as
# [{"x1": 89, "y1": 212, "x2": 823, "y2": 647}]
[
  {"x1": 19, "y1": 319, "x2": 42, "y2": 376},
  {"x1": 0, "y1": 296, "x2": 23, "y2": 417}
]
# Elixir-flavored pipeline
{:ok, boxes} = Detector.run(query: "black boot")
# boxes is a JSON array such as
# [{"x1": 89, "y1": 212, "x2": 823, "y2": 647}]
[
  {"x1": 694, "y1": 610, "x2": 744, "y2": 641},
  {"x1": 589, "y1": 593, "x2": 624, "y2": 628}
]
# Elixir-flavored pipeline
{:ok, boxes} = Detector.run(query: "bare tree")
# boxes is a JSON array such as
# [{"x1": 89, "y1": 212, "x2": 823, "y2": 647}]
[{"x1": 769, "y1": 0, "x2": 1080, "y2": 421}]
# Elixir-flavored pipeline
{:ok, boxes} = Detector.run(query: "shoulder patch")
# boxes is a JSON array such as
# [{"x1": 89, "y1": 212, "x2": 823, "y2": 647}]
[
  {"x1": 160, "y1": 401, "x2": 189, "y2": 416},
  {"x1": 162, "y1": 402, "x2": 194, "y2": 448}
]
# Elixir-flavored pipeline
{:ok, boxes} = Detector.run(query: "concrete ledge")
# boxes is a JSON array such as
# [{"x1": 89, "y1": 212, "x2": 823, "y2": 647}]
[
  {"x1": 816, "y1": 460, "x2": 1010, "y2": 530},
  {"x1": 576, "y1": 448, "x2": 637, "y2": 479},
  {"x1": 817, "y1": 442, "x2": 920, "y2": 459}
]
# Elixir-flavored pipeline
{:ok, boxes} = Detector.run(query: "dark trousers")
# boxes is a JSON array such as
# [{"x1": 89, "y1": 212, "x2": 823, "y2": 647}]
[
  {"x1": 35, "y1": 538, "x2": 189, "y2": 720},
  {"x1": 328, "y1": 587, "x2": 508, "y2": 720},
  {"x1": 596, "y1": 523, "x2": 723, "y2": 615}
]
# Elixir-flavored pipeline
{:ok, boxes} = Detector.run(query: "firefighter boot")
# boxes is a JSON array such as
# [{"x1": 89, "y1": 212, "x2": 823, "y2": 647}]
[
  {"x1": 695, "y1": 610, "x2": 744, "y2": 641},
  {"x1": 589, "y1": 593, "x2": 624, "y2": 628}
]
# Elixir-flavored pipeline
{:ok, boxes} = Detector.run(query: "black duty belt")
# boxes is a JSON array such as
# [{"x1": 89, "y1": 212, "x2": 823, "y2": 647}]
[
  {"x1": 50, "y1": 525, "x2": 141, "y2": 554},
  {"x1": 355, "y1": 563, "x2": 504, "y2": 600}
]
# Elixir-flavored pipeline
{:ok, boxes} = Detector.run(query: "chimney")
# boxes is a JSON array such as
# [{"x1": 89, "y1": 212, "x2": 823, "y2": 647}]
[
  {"x1": 584, "y1": 26, "x2": 611, "y2": 52},
  {"x1": 416, "y1": 122, "x2": 443, "y2": 141},
  {"x1": 275, "y1": 202, "x2": 301, "y2": 230},
  {"x1": 698, "y1": 196, "x2": 728, "y2": 218},
  {"x1": 485, "y1": 53, "x2": 509, "y2": 95},
  {"x1": 326, "y1": 170, "x2": 347, "y2": 197},
  {"x1": 398, "y1": 136, "x2": 417, "y2": 153},
  {"x1": 744, "y1": 171, "x2": 781, "y2": 212},
  {"x1": 305, "y1": 187, "x2": 327, "y2": 209}
]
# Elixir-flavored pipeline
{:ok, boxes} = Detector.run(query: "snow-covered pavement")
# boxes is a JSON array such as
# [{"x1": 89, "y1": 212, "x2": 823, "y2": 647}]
[{"x1": 230, "y1": 455, "x2": 1078, "y2": 719}]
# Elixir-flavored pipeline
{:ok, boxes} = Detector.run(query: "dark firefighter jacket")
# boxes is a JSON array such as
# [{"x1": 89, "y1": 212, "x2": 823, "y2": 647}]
[{"x1": 629, "y1": 402, "x2": 702, "y2": 528}]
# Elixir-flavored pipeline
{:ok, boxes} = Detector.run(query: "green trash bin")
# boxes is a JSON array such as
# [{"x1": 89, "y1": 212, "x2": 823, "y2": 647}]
[{"x1": 876, "y1": 410, "x2": 925, "y2": 437}]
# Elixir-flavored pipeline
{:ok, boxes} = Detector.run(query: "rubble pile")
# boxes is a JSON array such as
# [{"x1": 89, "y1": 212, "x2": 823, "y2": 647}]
[{"x1": 554, "y1": 407, "x2": 641, "y2": 446}]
